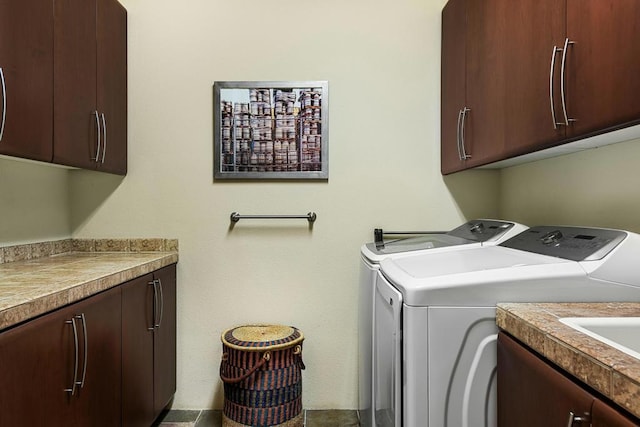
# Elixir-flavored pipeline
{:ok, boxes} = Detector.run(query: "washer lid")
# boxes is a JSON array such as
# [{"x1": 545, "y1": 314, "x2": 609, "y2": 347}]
[
  {"x1": 381, "y1": 246, "x2": 568, "y2": 283},
  {"x1": 379, "y1": 246, "x2": 586, "y2": 306},
  {"x1": 364, "y1": 233, "x2": 472, "y2": 256},
  {"x1": 363, "y1": 219, "x2": 526, "y2": 259}
]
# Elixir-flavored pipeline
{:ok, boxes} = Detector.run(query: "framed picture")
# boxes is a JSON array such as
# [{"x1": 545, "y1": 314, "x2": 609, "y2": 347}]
[{"x1": 213, "y1": 81, "x2": 328, "y2": 180}]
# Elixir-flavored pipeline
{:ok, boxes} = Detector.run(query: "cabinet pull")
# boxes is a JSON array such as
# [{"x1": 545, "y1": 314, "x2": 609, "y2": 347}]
[
  {"x1": 76, "y1": 314, "x2": 88, "y2": 389},
  {"x1": 456, "y1": 109, "x2": 464, "y2": 160},
  {"x1": 156, "y1": 278, "x2": 164, "y2": 328},
  {"x1": 549, "y1": 45, "x2": 562, "y2": 129},
  {"x1": 460, "y1": 107, "x2": 471, "y2": 159},
  {"x1": 93, "y1": 111, "x2": 101, "y2": 162},
  {"x1": 559, "y1": 38, "x2": 576, "y2": 126},
  {"x1": 566, "y1": 411, "x2": 590, "y2": 426},
  {"x1": 0, "y1": 67, "x2": 5, "y2": 142},
  {"x1": 100, "y1": 113, "x2": 107, "y2": 163},
  {"x1": 65, "y1": 318, "x2": 79, "y2": 395},
  {"x1": 148, "y1": 280, "x2": 158, "y2": 331}
]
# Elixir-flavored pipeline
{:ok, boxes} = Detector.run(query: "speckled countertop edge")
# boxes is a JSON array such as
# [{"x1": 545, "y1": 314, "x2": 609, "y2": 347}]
[
  {"x1": 0, "y1": 238, "x2": 178, "y2": 332},
  {"x1": 497, "y1": 302, "x2": 640, "y2": 418}
]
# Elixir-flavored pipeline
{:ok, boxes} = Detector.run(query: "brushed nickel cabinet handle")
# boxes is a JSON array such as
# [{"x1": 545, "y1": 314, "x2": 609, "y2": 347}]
[
  {"x1": 0, "y1": 67, "x2": 5, "y2": 142},
  {"x1": 456, "y1": 109, "x2": 464, "y2": 161},
  {"x1": 148, "y1": 280, "x2": 158, "y2": 331},
  {"x1": 549, "y1": 45, "x2": 562, "y2": 129},
  {"x1": 460, "y1": 107, "x2": 471, "y2": 159},
  {"x1": 560, "y1": 38, "x2": 576, "y2": 126},
  {"x1": 100, "y1": 113, "x2": 106, "y2": 163},
  {"x1": 566, "y1": 411, "x2": 590, "y2": 426},
  {"x1": 64, "y1": 318, "x2": 79, "y2": 395},
  {"x1": 93, "y1": 111, "x2": 101, "y2": 162},
  {"x1": 76, "y1": 314, "x2": 88, "y2": 389},
  {"x1": 156, "y1": 279, "x2": 164, "y2": 328}
]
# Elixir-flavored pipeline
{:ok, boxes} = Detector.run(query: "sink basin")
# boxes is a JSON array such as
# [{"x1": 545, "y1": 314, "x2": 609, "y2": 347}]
[{"x1": 559, "y1": 317, "x2": 640, "y2": 360}]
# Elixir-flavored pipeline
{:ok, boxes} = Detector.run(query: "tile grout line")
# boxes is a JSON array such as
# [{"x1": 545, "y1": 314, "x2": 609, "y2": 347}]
[{"x1": 193, "y1": 409, "x2": 203, "y2": 426}]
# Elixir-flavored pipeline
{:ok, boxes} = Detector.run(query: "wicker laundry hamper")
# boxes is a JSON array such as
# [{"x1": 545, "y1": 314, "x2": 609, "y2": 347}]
[{"x1": 220, "y1": 325, "x2": 305, "y2": 427}]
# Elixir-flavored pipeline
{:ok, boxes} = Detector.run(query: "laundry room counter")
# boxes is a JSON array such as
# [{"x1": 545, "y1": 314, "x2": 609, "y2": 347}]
[
  {"x1": 0, "y1": 238, "x2": 178, "y2": 331},
  {"x1": 497, "y1": 302, "x2": 640, "y2": 419}
]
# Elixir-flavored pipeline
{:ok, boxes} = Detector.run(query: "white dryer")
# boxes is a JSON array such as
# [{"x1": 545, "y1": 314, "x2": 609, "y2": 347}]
[
  {"x1": 358, "y1": 220, "x2": 528, "y2": 427},
  {"x1": 374, "y1": 225, "x2": 640, "y2": 427}
]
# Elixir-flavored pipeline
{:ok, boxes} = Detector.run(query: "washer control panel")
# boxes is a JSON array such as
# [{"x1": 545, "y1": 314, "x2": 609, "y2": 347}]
[{"x1": 500, "y1": 226, "x2": 627, "y2": 261}]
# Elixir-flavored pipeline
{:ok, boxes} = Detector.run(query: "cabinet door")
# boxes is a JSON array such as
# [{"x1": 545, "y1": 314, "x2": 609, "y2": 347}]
[
  {"x1": 0, "y1": 0, "x2": 53, "y2": 162},
  {"x1": 465, "y1": 0, "x2": 566, "y2": 165},
  {"x1": 441, "y1": 0, "x2": 467, "y2": 174},
  {"x1": 97, "y1": 0, "x2": 127, "y2": 175},
  {"x1": 122, "y1": 273, "x2": 156, "y2": 427},
  {"x1": 566, "y1": 0, "x2": 640, "y2": 137},
  {"x1": 154, "y1": 264, "x2": 177, "y2": 413},
  {"x1": 592, "y1": 398, "x2": 640, "y2": 427},
  {"x1": 122, "y1": 265, "x2": 177, "y2": 426},
  {"x1": 71, "y1": 286, "x2": 122, "y2": 427},
  {"x1": 53, "y1": 0, "x2": 99, "y2": 170},
  {"x1": 0, "y1": 286, "x2": 121, "y2": 426},
  {"x1": 497, "y1": 332, "x2": 593, "y2": 426},
  {"x1": 0, "y1": 302, "x2": 75, "y2": 425}
]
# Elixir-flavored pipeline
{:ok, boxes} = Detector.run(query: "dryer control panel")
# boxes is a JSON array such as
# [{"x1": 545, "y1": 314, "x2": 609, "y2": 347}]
[
  {"x1": 500, "y1": 226, "x2": 627, "y2": 261},
  {"x1": 448, "y1": 219, "x2": 516, "y2": 242}
]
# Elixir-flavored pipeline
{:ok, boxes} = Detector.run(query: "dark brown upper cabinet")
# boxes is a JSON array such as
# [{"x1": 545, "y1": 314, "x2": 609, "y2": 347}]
[
  {"x1": 564, "y1": 0, "x2": 640, "y2": 137},
  {"x1": 0, "y1": 0, "x2": 54, "y2": 162},
  {"x1": 54, "y1": 0, "x2": 127, "y2": 175},
  {"x1": 442, "y1": 0, "x2": 640, "y2": 175}
]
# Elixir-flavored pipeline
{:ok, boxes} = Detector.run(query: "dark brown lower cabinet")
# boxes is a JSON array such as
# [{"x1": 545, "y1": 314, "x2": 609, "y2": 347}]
[
  {"x1": 122, "y1": 264, "x2": 177, "y2": 427},
  {"x1": 0, "y1": 286, "x2": 122, "y2": 426},
  {"x1": 592, "y1": 398, "x2": 640, "y2": 427},
  {"x1": 498, "y1": 332, "x2": 640, "y2": 427},
  {"x1": 0, "y1": 264, "x2": 176, "y2": 426},
  {"x1": 122, "y1": 273, "x2": 155, "y2": 426},
  {"x1": 153, "y1": 264, "x2": 177, "y2": 413}
]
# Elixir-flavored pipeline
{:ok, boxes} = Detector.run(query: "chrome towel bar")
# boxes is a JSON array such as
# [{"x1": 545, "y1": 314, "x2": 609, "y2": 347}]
[{"x1": 230, "y1": 212, "x2": 317, "y2": 223}]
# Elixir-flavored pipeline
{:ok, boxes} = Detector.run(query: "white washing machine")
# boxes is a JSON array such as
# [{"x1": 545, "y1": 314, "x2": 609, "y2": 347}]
[
  {"x1": 374, "y1": 225, "x2": 640, "y2": 427},
  {"x1": 358, "y1": 220, "x2": 528, "y2": 427}
]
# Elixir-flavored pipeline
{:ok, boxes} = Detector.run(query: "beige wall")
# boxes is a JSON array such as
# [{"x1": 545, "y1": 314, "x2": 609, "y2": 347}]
[
  {"x1": 0, "y1": 158, "x2": 71, "y2": 245},
  {"x1": 499, "y1": 138, "x2": 640, "y2": 233},
  {"x1": 67, "y1": 0, "x2": 499, "y2": 410}
]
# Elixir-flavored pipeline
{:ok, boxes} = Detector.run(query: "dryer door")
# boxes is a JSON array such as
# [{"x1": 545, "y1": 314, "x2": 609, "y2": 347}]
[
  {"x1": 428, "y1": 306, "x2": 498, "y2": 427},
  {"x1": 373, "y1": 272, "x2": 403, "y2": 427},
  {"x1": 358, "y1": 255, "x2": 377, "y2": 427}
]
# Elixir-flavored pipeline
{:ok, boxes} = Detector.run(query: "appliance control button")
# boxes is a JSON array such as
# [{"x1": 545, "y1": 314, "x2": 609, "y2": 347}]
[
  {"x1": 470, "y1": 223, "x2": 485, "y2": 234},
  {"x1": 541, "y1": 230, "x2": 563, "y2": 245}
]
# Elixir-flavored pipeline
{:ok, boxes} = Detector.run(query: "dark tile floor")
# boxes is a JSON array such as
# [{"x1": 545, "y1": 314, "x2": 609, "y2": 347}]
[{"x1": 154, "y1": 409, "x2": 359, "y2": 427}]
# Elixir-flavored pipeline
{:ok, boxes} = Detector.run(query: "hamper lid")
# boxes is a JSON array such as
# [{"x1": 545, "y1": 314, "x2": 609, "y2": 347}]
[{"x1": 221, "y1": 324, "x2": 304, "y2": 351}]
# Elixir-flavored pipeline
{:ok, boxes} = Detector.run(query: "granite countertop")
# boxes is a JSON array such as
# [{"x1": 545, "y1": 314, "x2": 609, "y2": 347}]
[
  {"x1": 0, "y1": 238, "x2": 178, "y2": 331},
  {"x1": 497, "y1": 302, "x2": 640, "y2": 419}
]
